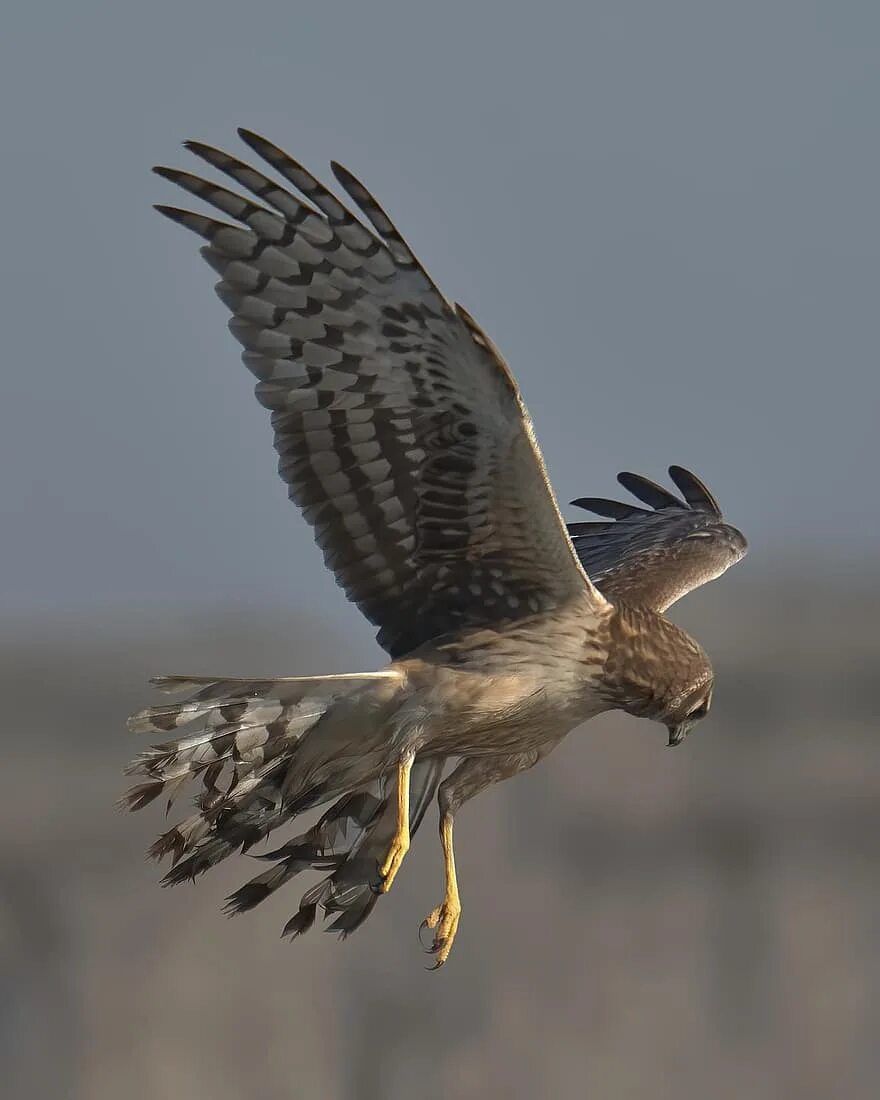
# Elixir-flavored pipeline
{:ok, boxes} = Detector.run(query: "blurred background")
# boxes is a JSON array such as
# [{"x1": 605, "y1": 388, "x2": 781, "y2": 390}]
[{"x1": 2, "y1": 2, "x2": 878, "y2": 1098}]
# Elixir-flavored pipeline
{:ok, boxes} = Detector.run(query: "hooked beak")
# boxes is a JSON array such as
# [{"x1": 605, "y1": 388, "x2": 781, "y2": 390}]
[{"x1": 667, "y1": 724, "x2": 689, "y2": 747}]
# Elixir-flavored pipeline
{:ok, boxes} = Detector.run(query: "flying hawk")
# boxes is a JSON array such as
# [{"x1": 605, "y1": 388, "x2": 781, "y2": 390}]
[{"x1": 124, "y1": 131, "x2": 747, "y2": 967}]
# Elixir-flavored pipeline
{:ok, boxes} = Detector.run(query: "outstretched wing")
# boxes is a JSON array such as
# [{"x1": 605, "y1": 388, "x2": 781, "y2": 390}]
[
  {"x1": 568, "y1": 465, "x2": 747, "y2": 612},
  {"x1": 154, "y1": 131, "x2": 606, "y2": 657}
]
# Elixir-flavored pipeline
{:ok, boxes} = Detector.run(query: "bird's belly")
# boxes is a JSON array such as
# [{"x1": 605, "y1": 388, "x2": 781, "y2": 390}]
[
  {"x1": 415, "y1": 674, "x2": 601, "y2": 759},
  {"x1": 397, "y1": 624, "x2": 608, "y2": 760}
]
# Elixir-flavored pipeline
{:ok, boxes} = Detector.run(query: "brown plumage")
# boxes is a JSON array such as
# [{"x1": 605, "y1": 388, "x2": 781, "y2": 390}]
[{"x1": 124, "y1": 131, "x2": 747, "y2": 966}]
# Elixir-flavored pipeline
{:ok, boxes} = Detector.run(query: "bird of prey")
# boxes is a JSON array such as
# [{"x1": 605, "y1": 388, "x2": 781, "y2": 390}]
[{"x1": 124, "y1": 130, "x2": 747, "y2": 967}]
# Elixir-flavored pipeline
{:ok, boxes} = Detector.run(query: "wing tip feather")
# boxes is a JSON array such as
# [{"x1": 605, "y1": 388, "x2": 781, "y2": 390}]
[{"x1": 668, "y1": 465, "x2": 723, "y2": 516}]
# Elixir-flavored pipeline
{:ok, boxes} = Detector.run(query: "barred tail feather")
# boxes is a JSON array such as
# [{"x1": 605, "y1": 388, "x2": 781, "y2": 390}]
[
  {"x1": 313, "y1": 756, "x2": 443, "y2": 937},
  {"x1": 225, "y1": 757, "x2": 444, "y2": 939},
  {"x1": 124, "y1": 669, "x2": 442, "y2": 937},
  {"x1": 122, "y1": 672, "x2": 394, "y2": 811},
  {"x1": 123, "y1": 671, "x2": 398, "y2": 867}
]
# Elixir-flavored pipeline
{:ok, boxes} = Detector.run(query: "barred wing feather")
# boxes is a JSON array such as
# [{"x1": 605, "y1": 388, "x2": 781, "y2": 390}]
[{"x1": 155, "y1": 131, "x2": 605, "y2": 658}]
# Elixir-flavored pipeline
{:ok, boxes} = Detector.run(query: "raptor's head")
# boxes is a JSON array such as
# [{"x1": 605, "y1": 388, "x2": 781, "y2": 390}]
[{"x1": 660, "y1": 678, "x2": 714, "y2": 747}]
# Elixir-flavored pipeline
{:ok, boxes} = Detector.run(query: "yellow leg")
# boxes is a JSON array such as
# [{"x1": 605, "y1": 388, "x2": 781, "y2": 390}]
[
  {"x1": 422, "y1": 812, "x2": 461, "y2": 968},
  {"x1": 378, "y1": 752, "x2": 413, "y2": 893}
]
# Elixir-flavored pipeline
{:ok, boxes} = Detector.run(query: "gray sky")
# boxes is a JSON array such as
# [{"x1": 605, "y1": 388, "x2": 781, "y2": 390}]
[{"x1": 2, "y1": 1, "x2": 877, "y2": 628}]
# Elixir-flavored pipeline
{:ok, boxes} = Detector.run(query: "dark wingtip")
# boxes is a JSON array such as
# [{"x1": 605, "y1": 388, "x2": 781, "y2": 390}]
[
  {"x1": 153, "y1": 203, "x2": 186, "y2": 222},
  {"x1": 236, "y1": 128, "x2": 275, "y2": 157},
  {"x1": 617, "y1": 471, "x2": 683, "y2": 511},
  {"x1": 570, "y1": 496, "x2": 647, "y2": 520},
  {"x1": 668, "y1": 465, "x2": 723, "y2": 515},
  {"x1": 182, "y1": 139, "x2": 219, "y2": 161},
  {"x1": 153, "y1": 165, "x2": 205, "y2": 189},
  {"x1": 573, "y1": 467, "x2": 725, "y2": 522},
  {"x1": 329, "y1": 160, "x2": 368, "y2": 201}
]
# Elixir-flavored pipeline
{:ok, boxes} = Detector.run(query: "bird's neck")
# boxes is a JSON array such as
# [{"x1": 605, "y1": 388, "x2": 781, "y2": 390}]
[{"x1": 599, "y1": 602, "x2": 710, "y2": 718}]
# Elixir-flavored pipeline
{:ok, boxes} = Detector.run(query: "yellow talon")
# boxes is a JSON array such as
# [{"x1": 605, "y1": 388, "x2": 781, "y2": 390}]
[
  {"x1": 423, "y1": 811, "x2": 462, "y2": 967},
  {"x1": 378, "y1": 752, "x2": 413, "y2": 893},
  {"x1": 424, "y1": 897, "x2": 461, "y2": 967}
]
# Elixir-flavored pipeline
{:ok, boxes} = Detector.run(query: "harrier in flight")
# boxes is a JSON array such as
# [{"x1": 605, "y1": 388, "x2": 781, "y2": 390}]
[{"x1": 124, "y1": 131, "x2": 747, "y2": 966}]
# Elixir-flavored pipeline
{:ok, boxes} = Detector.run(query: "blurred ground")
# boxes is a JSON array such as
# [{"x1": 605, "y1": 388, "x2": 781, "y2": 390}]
[{"x1": 3, "y1": 570, "x2": 879, "y2": 1100}]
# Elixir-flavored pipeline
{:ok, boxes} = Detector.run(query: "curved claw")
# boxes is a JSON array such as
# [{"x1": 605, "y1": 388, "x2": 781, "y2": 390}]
[
  {"x1": 419, "y1": 901, "x2": 459, "y2": 967},
  {"x1": 418, "y1": 918, "x2": 434, "y2": 952},
  {"x1": 424, "y1": 935, "x2": 450, "y2": 970}
]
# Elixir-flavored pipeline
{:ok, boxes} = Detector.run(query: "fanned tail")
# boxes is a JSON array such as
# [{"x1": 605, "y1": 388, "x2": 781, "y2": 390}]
[
  {"x1": 123, "y1": 677, "x2": 325, "y2": 814},
  {"x1": 123, "y1": 673, "x2": 387, "y2": 813},
  {"x1": 123, "y1": 670, "x2": 442, "y2": 937}
]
